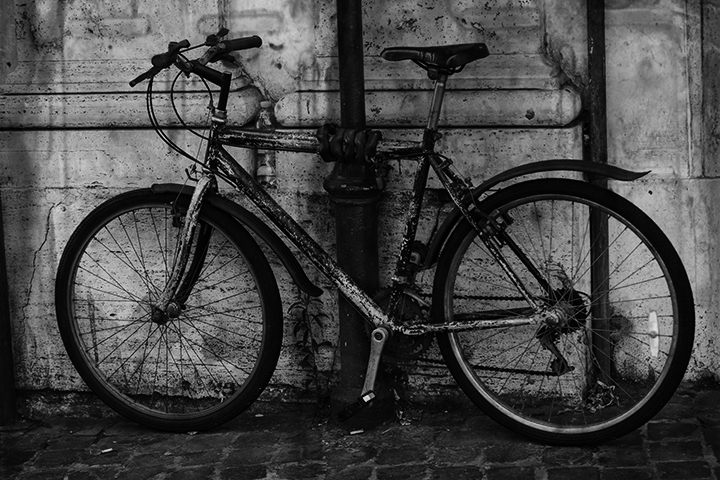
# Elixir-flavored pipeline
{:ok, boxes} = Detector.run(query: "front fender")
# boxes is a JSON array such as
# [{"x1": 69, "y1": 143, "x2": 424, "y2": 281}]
[
  {"x1": 151, "y1": 183, "x2": 323, "y2": 298},
  {"x1": 424, "y1": 160, "x2": 649, "y2": 268}
]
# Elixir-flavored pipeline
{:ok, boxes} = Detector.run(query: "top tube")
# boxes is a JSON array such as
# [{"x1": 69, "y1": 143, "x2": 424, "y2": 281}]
[{"x1": 217, "y1": 127, "x2": 424, "y2": 160}]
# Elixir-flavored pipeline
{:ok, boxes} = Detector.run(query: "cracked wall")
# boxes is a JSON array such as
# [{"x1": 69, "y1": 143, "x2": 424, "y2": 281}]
[{"x1": 0, "y1": 0, "x2": 717, "y2": 407}]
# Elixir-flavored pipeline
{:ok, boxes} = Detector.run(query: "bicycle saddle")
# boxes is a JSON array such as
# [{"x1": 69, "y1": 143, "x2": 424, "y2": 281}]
[{"x1": 381, "y1": 43, "x2": 489, "y2": 74}]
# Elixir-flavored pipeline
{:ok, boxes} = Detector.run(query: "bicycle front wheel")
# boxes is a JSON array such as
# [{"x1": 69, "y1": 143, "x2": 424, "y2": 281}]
[
  {"x1": 55, "y1": 189, "x2": 283, "y2": 431},
  {"x1": 433, "y1": 179, "x2": 694, "y2": 445}
]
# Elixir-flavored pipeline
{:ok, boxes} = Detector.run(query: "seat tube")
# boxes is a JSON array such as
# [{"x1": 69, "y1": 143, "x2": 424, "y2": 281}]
[{"x1": 426, "y1": 74, "x2": 448, "y2": 132}]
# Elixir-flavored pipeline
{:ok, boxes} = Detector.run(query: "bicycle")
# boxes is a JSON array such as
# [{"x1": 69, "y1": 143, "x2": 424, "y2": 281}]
[{"x1": 54, "y1": 30, "x2": 695, "y2": 445}]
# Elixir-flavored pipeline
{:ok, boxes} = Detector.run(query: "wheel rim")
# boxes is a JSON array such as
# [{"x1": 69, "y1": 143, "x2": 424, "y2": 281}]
[
  {"x1": 64, "y1": 201, "x2": 268, "y2": 420},
  {"x1": 443, "y1": 190, "x2": 683, "y2": 435}
]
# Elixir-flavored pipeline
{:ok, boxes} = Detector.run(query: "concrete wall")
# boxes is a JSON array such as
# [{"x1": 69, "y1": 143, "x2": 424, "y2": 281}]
[{"x1": 0, "y1": 0, "x2": 716, "y2": 406}]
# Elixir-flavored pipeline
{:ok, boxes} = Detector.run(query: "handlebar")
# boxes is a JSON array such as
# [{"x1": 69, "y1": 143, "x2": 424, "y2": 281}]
[{"x1": 129, "y1": 35, "x2": 262, "y2": 88}]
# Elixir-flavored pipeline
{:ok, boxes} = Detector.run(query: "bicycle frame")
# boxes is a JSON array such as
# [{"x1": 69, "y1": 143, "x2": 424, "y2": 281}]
[{"x1": 154, "y1": 72, "x2": 546, "y2": 336}]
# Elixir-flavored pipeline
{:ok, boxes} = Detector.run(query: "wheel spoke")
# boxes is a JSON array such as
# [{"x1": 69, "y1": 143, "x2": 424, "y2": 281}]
[
  {"x1": 435, "y1": 180, "x2": 692, "y2": 444},
  {"x1": 56, "y1": 192, "x2": 282, "y2": 430}
]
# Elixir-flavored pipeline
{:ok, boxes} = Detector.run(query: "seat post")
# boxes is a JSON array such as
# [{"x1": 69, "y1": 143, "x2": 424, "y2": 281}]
[{"x1": 426, "y1": 73, "x2": 448, "y2": 131}]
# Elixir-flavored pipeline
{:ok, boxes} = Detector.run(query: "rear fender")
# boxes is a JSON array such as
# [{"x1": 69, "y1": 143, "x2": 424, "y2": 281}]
[{"x1": 424, "y1": 160, "x2": 649, "y2": 268}]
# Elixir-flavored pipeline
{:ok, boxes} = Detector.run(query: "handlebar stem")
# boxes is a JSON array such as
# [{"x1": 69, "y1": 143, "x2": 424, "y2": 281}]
[{"x1": 216, "y1": 72, "x2": 232, "y2": 111}]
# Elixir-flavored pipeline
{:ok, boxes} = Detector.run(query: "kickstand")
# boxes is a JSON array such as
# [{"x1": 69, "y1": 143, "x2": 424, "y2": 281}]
[{"x1": 337, "y1": 326, "x2": 389, "y2": 422}]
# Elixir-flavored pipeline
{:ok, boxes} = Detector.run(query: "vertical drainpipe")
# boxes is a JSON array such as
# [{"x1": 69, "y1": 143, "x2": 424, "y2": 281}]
[
  {"x1": 324, "y1": 0, "x2": 390, "y2": 425},
  {"x1": 0, "y1": 193, "x2": 17, "y2": 425},
  {"x1": 0, "y1": 0, "x2": 17, "y2": 426},
  {"x1": 585, "y1": 0, "x2": 613, "y2": 381}
]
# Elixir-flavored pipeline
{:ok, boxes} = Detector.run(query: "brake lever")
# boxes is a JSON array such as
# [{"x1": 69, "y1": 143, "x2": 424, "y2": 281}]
[
  {"x1": 129, "y1": 38, "x2": 191, "y2": 87},
  {"x1": 152, "y1": 39, "x2": 191, "y2": 69},
  {"x1": 168, "y1": 39, "x2": 191, "y2": 54},
  {"x1": 196, "y1": 48, "x2": 237, "y2": 67},
  {"x1": 205, "y1": 27, "x2": 229, "y2": 46}
]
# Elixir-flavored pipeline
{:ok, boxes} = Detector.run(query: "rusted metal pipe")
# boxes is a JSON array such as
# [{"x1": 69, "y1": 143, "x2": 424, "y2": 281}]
[
  {"x1": 0, "y1": 193, "x2": 17, "y2": 425},
  {"x1": 325, "y1": 0, "x2": 390, "y2": 425},
  {"x1": 0, "y1": 0, "x2": 17, "y2": 427},
  {"x1": 585, "y1": 0, "x2": 613, "y2": 381}
]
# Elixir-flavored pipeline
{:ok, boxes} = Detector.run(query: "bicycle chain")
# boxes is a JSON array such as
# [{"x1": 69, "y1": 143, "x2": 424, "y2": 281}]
[{"x1": 414, "y1": 292, "x2": 526, "y2": 303}]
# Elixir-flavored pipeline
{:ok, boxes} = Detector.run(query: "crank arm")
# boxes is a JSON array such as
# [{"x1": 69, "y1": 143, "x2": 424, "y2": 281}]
[{"x1": 338, "y1": 326, "x2": 389, "y2": 422}]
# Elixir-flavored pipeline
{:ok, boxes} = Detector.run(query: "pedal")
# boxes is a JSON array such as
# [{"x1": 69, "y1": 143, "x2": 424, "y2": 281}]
[
  {"x1": 337, "y1": 326, "x2": 388, "y2": 422},
  {"x1": 338, "y1": 391, "x2": 376, "y2": 422}
]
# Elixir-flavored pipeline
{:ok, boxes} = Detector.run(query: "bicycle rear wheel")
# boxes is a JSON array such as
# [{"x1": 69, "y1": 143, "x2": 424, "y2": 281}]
[
  {"x1": 433, "y1": 179, "x2": 694, "y2": 444},
  {"x1": 55, "y1": 189, "x2": 283, "y2": 431}
]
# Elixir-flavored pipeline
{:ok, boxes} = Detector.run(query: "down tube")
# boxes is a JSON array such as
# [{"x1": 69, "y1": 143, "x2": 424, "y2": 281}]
[{"x1": 214, "y1": 145, "x2": 388, "y2": 327}]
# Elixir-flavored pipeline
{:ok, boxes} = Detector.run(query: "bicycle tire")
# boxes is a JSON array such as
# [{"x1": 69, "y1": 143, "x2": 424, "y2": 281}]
[
  {"x1": 55, "y1": 189, "x2": 283, "y2": 431},
  {"x1": 433, "y1": 179, "x2": 694, "y2": 445}
]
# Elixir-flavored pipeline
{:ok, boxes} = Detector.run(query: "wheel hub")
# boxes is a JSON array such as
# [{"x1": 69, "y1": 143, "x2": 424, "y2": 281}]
[
  {"x1": 151, "y1": 301, "x2": 182, "y2": 325},
  {"x1": 535, "y1": 288, "x2": 589, "y2": 376}
]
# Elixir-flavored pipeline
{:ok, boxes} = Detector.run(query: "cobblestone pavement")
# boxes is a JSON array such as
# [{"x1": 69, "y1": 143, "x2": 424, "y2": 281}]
[{"x1": 1, "y1": 385, "x2": 719, "y2": 480}]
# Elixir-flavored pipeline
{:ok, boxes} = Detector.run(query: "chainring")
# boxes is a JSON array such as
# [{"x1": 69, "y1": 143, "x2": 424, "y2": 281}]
[{"x1": 372, "y1": 288, "x2": 434, "y2": 361}]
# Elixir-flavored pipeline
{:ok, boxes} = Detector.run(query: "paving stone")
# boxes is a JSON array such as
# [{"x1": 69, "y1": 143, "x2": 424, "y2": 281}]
[
  {"x1": 183, "y1": 432, "x2": 240, "y2": 452},
  {"x1": 602, "y1": 428, "x2": 644, "y2": 447},
  {"x1": 376, "y1": 445, "x2": 431, "y2": 465},
  {"x1": 0, "y1": 446, "x2": 37, "y2": 471},
  {"x1": 541, "y1": 446, "x2": 596, "y2": 466},
  {"x1": 219, "y1": 464, "x2": 268, "y2": 480},
  {"x1": 164, "y1": 466, "x2": 216, "y2": 480},
  {"x1": 485, "y1": 466, "x2": 535, "y2": 480},
  {"x1": 431, "y1": 441, "x2": 483, "y2": 465},
  {"x1": 698, "y1": 412, "x2": 720, "y2": 427},
  {"x1": 130, "y1": 451, "x2": 179, "y2": 469},
  {"x1": 274, "y1": 431, "x2": 326, "y2": 463},
  {"x1": 63, "y1": 468, "x2": 120, "y2": 480},
  {"x1": 648, "y1": 441, "x2": 705, "y2": 462},
  {"x1": 275, "y1": 462, "x2": 329, "y2": 479},
  {"x1": 689, "y1": 389, "x2": 720, "y2": 410},
  {"x1": 377, "y1": 464, "x2": 429, "y2": 480},
  {"x1": 485, "y1": 443, "x2": 537, "y2": 464},
  {"x1": 226, "y1": 432, "x2": 280, "y2": 465},
  {"x1": 324, "y1": 444, "x2": 378, "y2": 467},
  {"x1": 81, "y1": 448, "x2": 133, "y2": 466},
  {"x1": 647, "y1": 421, "x2": 700, "y2": 441},
  {"x1": 702, "y1": 425, "x2": 720, "y2": 458},
  {"x1": 9, "y1": 469, "x2": 76, "y2": 480},
  {"x1": 31, "y1": 448, "x2": 88, "y2": 468},
  {"x1": 43, "y1": 434, "x2": 96, "y2": 451},
  {"x1": 428, "y1": 465, "x2": 486, "y2": 480},
  {"x1": 324, "y1": 466, "x2": 375, "y2": 480},
  {"x1": 173, "y1": 448, "x2": 226, "y2": 466},
  {"x1": 596, "y1": 443, "x2": 648, "y2": 467},
  {"x1": 653, "y1": 402, "x2": 697, "y2": 421},
  {"x1": 656, "y1": 460, "x2": 713, "y2": 479},
  {"x1": 0, "y1": 388, "x2": 718, "y2": 480},
  {"x1": 599, "y1": 467, "x2": 655, "y2": 480},
  {"x1": 546, "y1": 466, "x2": 600, "y2": 480},
  {"x1": 114, "y1": 465, "x2": 168, "y2": 480}
]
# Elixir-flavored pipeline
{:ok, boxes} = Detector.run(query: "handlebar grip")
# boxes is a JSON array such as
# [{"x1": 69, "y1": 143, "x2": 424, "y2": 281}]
[
  {"x1": 129, "y1": 65, "x2": 162, "y2": 87},
  {"x1": 220, "y1": 36, "x2": 262, "y2": 53}
]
